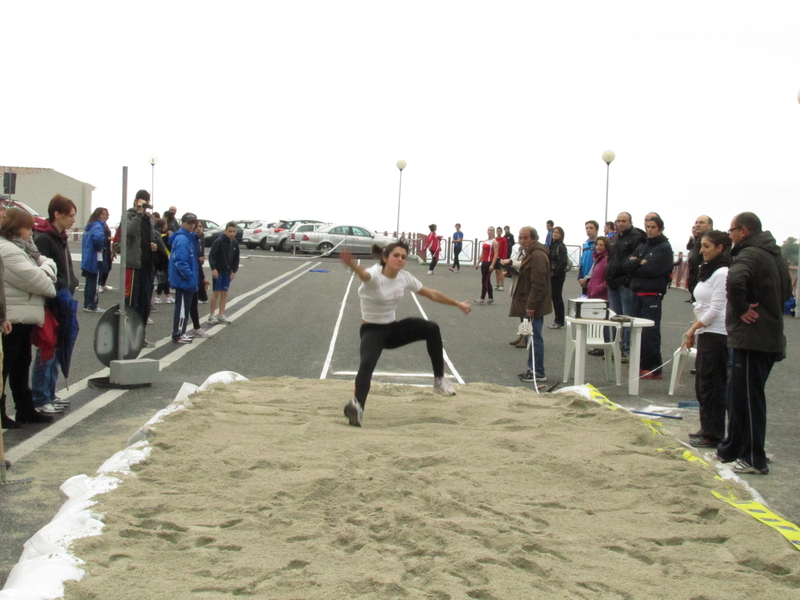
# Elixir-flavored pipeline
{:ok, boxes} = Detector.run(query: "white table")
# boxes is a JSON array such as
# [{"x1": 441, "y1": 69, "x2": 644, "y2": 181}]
[{"x1": 564, "y1": 316, "x2": 655, "y2": 395}]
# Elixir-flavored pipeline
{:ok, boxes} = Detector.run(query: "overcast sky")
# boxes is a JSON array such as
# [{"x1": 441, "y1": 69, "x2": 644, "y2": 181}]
[{"x1": 4, "y1": 1, "x2": 800, "y2": 249}]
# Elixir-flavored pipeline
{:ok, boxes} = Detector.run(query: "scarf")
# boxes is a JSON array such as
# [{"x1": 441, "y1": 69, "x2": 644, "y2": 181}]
[
  {"x1": 11, "y1": 235, "x2": 42, "y2": 262},
  {"x1": 698, "y1": 253, "x2": 731, "y2": 282}
]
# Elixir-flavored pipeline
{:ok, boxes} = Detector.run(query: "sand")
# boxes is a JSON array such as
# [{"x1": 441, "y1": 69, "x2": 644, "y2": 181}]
[{"x1": 64, "y1": 377, "x2": 799, "y2": 599}]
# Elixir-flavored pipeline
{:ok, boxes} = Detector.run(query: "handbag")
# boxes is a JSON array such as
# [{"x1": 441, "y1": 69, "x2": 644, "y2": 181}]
[
  {"x1": 517, "y1": 319, "x2": 533, "y2": 337},
  {"x1": 31, "y1": 305, "x2": 59, "y2": 362}
]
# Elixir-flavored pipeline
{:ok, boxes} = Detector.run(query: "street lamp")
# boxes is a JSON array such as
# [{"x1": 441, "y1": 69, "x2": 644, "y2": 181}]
[
  {"x1": 149, "y1": 156, "x2": 158, "y2": 209},
  {"x1": 601, "y1": 150, "x2": 615, "y2": 225},
  {"x1": 395, "y1": 159, "x2": 406, "y2": 239}
]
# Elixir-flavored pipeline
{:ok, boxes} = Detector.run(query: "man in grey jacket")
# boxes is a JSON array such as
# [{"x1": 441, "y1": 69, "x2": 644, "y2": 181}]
[{"x1": 715, "y1": 212, "x2": 792, "y2": 475}]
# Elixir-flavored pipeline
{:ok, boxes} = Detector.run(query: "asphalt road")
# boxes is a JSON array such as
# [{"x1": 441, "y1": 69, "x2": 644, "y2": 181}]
[{"x1": 1, "y1": 249, "x2": 798, "y2": 586}]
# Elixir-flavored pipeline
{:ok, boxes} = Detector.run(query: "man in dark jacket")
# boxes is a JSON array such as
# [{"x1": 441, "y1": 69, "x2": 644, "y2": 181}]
[
  {"x1": 32, "y1": 194, "x2": 78, "y2": 412},
  {"x1": 510, "y1": 226, "x2": 552, "y2": 384},
  {"x1": 208, "y1": 221, "x2": 240, "y2": 325},
  {"x1": 125, "y1": 191, "x2": 157, "y2": 345},
  {"x1": 715, "y1": 212, "x2": 792, "y2": 475},
  {"x1": 685, "y1": 215, "x2": 713, "y2": 301},
  {"x1": 605, "y1": 212, "x2": 645, "y2": 358},
  {"x1": 623, "y1": 215, "x2": 673, "y2": 379}
]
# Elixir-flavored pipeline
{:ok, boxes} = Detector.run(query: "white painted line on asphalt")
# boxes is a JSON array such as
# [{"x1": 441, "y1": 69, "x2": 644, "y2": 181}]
[
  {"x1": 320, "y1": 271, "x2": 356, "y2": 380},
  {"x1": 411, "y1": 293, "x2": 465, "y2": 385},
  {"x1": 6, "y1": 261, "x2": 321, "y2": 463}
]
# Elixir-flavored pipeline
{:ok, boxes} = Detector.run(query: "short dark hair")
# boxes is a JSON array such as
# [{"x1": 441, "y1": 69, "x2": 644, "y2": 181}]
[
  {"x1": 546, "y1": 220, "x2": 554, "y2": 226},
  {"x1": 48, "y1": 194, "x2": 77, "y2": 222},
  {"x1": 154, "y1": 218, "x2": 167, "y2": 231},
  {"x1": 376, "y1": 241, "x2": 410, "y2": 266},
  {"x1": 226, "y1": 221, "x2": 237, "y2": 230},
  {"x1": 585, "y1": 220, "x2": 599, "y2": 230},
  {"x1": 0, "y1": 208, "x2": 35, "y2": 238},
  {"x1": 702, "y1": 230, "x2": 731, "y2": 251},
  {"x1": 134, "y1": 190, "x2": 151, "y2": 202},
  {"x1": 646, "y1": 215, "x2": 665, "y2": 231},
  {"x1": 428, "y1": 224, "x2": 437, "y2": 232},
  {"x1": 733, "y1": 212, "x2": 762, "y2": 235}
]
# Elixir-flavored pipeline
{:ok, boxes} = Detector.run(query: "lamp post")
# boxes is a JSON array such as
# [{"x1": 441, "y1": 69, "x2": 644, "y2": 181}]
[
  {"x1": 601, "y1": 150, "x2": 615, "y2": 225},
  {"x1": 149, "y1": 156, "x2": 158, "y2": 209},
  {"x1": 395, "y1": 159, "x2": 406, "y2": 239}
]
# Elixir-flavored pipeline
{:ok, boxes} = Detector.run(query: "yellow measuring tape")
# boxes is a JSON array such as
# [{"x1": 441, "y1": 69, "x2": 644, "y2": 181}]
[{"x1": 586, "y1": 386, "x2": 800, "y2": 551}]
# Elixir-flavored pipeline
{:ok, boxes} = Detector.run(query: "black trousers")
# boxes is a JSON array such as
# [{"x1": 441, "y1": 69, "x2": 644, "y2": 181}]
[
  {"x1": 1, "y1": 324, "x2": 37, "y2": 417},
  {"x1": 551, "y1": 272, "x2": 566, "y2": 325},
  {"x1": 634, "y1": 293, "x2": 663, "y2": 374},
  {"x1": 480, "y1": 261, "x2": 493, "y2": 300},
  {"x1": 717, "y1": 348, "x2": 776, "y2": 471},
  {"x1": 694, "y1": 332, "x2": 728, "y2": 441},
  {"x1": 452, "y1": 244, "x2": 462, "y2": 270},
  {"x1": 355, "y1": 318, "x2": 444, "y2": 408},
  {"x1": 429, "y1": 250, "x2": 438, "y2": 271}
]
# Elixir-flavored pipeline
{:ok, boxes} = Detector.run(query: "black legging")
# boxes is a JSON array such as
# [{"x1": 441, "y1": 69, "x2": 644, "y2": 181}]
[
  {"x1": 480, "y1": 261, "x2": 494, "y2": 300},
  {"x1": 551, "y1": 272, "x2": 566, "y2": 325},
  {"x1": 1, "y1": 324, "x2": 37, "y2": 419},
  {"x1": 429, "y1": 250, "x2": 439, "y2": 271},
  {"x1": 355, "y1": 318, "x2": 444, "y2": 408}
]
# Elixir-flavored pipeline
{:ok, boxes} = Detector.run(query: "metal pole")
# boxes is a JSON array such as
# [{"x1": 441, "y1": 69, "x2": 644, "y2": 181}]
[
  {"x1": 604, "y1": 162, "x2": 610, "y2": 225},
  {"x1": 151, "y1": 163, "x2": 155, "y2": 211},
  {"x1": 396, "y1": 169, "x2": 403, "y2": 239},
  {"x1": 118, "y1": 167, "x2": 128, "y2": 360}
]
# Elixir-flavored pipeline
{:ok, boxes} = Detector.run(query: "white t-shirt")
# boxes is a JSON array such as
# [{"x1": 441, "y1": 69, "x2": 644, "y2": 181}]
[
  {"x1": 692, "y1": 266, "x2": 728, "y2": 336},
  {"x1": 358, "y1": 263, "x2": 423, "y2": 324}
]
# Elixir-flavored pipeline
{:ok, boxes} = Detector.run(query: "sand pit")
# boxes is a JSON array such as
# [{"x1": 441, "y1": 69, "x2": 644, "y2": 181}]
[{"x1": 62, "y1": 377, "x2": 799, "y2": 599}]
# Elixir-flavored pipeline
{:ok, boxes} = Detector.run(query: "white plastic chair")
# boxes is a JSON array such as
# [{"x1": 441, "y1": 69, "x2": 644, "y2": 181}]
[
  {"x1": 563, "y1": 319, "x2": 622, "y2": 384},
  {"x1": 668, "y1": 345, "x2": 697, "y2": 395}
]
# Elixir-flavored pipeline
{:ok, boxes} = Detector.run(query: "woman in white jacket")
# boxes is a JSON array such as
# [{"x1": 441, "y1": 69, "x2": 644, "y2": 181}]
[
  {"x1": 682, "y1": 230, "x2": 731, "y2": 448},
  {"x1": 0, "y1": 208, "x2": 57, "y2": 426}
]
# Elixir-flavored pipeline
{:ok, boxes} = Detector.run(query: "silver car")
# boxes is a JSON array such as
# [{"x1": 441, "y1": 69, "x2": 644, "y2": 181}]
[
  {"x1": 298, "y1": 224, "x2": 396, "y2": 255},
  {"x1": 286, "y1": 222, "x2": 330, "y2": 251}
]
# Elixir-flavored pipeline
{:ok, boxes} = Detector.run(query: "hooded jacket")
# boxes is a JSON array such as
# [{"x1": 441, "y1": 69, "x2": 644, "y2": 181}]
[
  {"x1": 509, "y1": 241, "x2": 553, "y2": 319},
  {"x1": 208, "y1": 234, "x2": 240, "y2": 274},
  {"x1": 81, "y1": 220, "x2": 106, "y2": 274},
  {"x1": 605, "y1": 226, "x2": 646, "y2": 290},
  {"x1": 33, "y1": 220, "x2": 79, "y2": 294},
  {"x1": 624, "y1": 233, "x2": 674, "y2": 295},
  {"x1": 726, "y1": 231, "x2": 792, "y2": 354},
  {"x1": 0, "y1": 237, "x2": 57, "y2": 325},
  {"x1": 168, "y1": 227, "x2": 199, "y2": 291}
]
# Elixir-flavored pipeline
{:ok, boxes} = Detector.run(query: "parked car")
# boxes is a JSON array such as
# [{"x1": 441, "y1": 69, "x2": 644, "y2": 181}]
[
  {"x1": 265, "y1": 219, "x2": 326, "y2": 251},
  {"x1": 298, "y1": 224, "x2": 396, "y2": 255},
  {"x1": 203, "y1": 219, "x2": 250, "y2": 247},
  {"x1": 241, "y1": 220, "x2": 276, "y2": 250},
  {"x1": 3, "y1": 198, "x2": 48, "y2": 228},
  {"x1": 286, "y1": 222, "x2": 331, "y2": 251}
]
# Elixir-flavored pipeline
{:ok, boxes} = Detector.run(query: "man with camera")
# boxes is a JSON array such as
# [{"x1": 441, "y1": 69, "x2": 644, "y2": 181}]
[{"x1": 125, "y1": 190, "x2": 158, "y2": 346}]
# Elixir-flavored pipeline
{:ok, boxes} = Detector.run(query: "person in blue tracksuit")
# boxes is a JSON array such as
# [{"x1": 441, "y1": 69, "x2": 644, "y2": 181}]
[{"x1": 167, "y1": 213, "x2": 199, "y2": 343}]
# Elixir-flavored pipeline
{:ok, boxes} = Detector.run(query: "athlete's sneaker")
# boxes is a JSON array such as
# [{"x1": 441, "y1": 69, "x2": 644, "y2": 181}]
[
  {"x1": 433, "y1": 377, "x2": 456, "y2": 396},
  {"x1": 731, "y1": 459, "x2": 769, "y2": 475},
  {"x1": 344, "y1": 398, "x2": 363, "y2": 427},
  {"x1": 52, "y1": 397, "x2": 70, "y2": 407},
  {"x1": 207, "y1": 315, "x2": 219, "y2": 325},
  {"x1": 217, "y1": 315, "x2": 232, "y2": 324},
  {"x1": 172, "y1": 335, "x2": 193, "y2": 344},
  {"x1": 473, "y1": 299, "x2": 485, "y2": 305},
  {"x1": 519, "y1": 370, "x2": 547, "y2": 383},
  {"x1": 485, "y1": 299, "x2": 495, "y2": 305},
  {"x1": 37, "y1": 403, "x2": 64, "y2": 414},
  {"x1": 191, "y1": 328, "x2": 209, "y2": 338}
]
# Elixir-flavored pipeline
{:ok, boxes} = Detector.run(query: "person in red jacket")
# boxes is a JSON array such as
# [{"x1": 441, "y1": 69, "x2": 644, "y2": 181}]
[{"x1": 422, "y1": 224, "x2": 441, "y2": 275}]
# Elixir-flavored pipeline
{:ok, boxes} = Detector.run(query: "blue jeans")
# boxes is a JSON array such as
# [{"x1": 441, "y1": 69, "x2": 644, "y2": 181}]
[
  {"x1": 32, "y1": 350, "x2": 60, "y2": 408},
  {"x1": 526, "y1": 317, "x2": 545, "y2": 377},
  {"x1": 607, "y1": 284, "x2": 635, "y2": 352},
  {"x1": 83, "y1": 271, "x2": 99, "y2": 310}
]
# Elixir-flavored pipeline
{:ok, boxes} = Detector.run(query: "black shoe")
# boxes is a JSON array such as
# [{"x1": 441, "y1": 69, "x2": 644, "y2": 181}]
[
  {"x1": 587, "y1": 349, "x2": 604, "y2": 356},
  {"x1": 1, "y1": 414, "x2": 22, "y2": 429},
  {"x1": 15, "y1": 411, "x2": 54, "y2": 424}
]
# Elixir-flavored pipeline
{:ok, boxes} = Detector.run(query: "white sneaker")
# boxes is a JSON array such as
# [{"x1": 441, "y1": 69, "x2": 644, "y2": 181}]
[
  {"x1": 37, "y1": 403, "x2": 64, "y2": 414},
  {"x1": 146, "y1": 317, "x2": 154, "y2": 324},
  {"x1": 191, "y1": 328, "x2": 209, "y2": 338},
  {"x1": 166, "y1": 297, "x2": 175, "y2": 304},
  {"x1": 433, "y1": 377, "x2": 457, "y2": 396},
  {"x1": 103, "y1": 285, "x2": 114, "y2": 291},
  {"x1": 343, "y1": 398, "x2": 363, "y2": 427},
  {"x1": 153, "y1": 297, "x2": 163, "y2": 304},
  {"x1": 217, "y1": 315, "x2": 231, "y2": 324},
  {"x1": 208, "y1": 315, "x2": 219, "y2": 325},
  {"x1": 427, "y1": 270, "x2": 434, "y2": 275}
]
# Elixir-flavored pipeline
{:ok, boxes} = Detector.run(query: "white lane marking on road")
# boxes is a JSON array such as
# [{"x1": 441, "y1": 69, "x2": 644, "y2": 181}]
[
  {"x1": 6, "y1": 261, "x2": 320, "y2": 464},
  {"x1": 320, "y1": 271, "x2": 356, "y2": 380},
  {"x1": 332, "y1": 371, "x2": 456, "y2": 379},
  {"x1": 412, "y1": 293, "x2": 465, "y2": 385}
]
